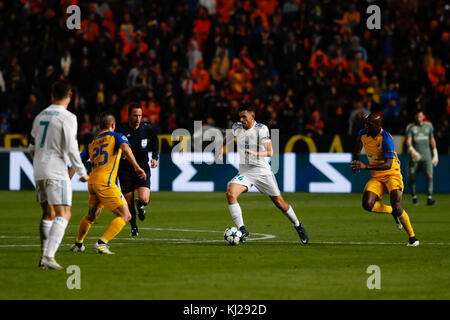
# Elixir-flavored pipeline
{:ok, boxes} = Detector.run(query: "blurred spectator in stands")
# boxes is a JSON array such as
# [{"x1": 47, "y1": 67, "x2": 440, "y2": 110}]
[
  {"x1": 193, "y1": 6, "x2": 212, "y2": 52},
  {"x1": 127, "y1": 59, "x2": 144, "y2": 88},
  {"x1": 348, "y1": 100, "x2": 370, "y2": 137},
  {"x1": 366, "y1": 76, "x2": 382, "y2": 104},
  {"x1": 305, "y1": 110, "x2": 325, "y2": 137},
  {"x1": 211, "y1": 47, "x2": 230, "y2": 84},
  {"x1": 327, "y1": 106, "x2": 346, "y2": 136},
  {"x1": 186, "y1": 39, "x2": 203, "y2": 71},
  {"x1": 95, "y1": 81, "x2": 106, "y2": 113},
  {"x1": 380, "y1": 82, "x2": 401, "y2": 115},
  {"x1": 282, "y1": 32, "x2": 302, "y2": 74},
  {"x1": 278, "y1": 97, "x2": 298, "y2": 135},
  {"x1": 428, "y1": 58, "x2": 445, "y2": 87},
  {"x1": 330, "y1": 47, "x2": 349, "y2": 71},
  {"x1": 106, "y1": 57, "x2": 125, "y2": 93},
  {"x1": 101, "y1": 9, "x2": 116, "y2": 42},
  {"x1": 79, "y1": 113, "x2": 94, "y2": 146},
  {"x1": 282, "y1": 0, "x2": 299, "y2": 26},
  {"x1": 348, "y1": 36, "x2": 368, "y2": 62},
  {"x1": 383, "y1": 97, "x2": 402, "y2": 133},
  {"x1": 0, "y1": 113, "x2": 11, "y2": 143},
  {"x1": 165, "y1": 60, "x2": 183, "y2": 90},
  {"x1": 109, "y1": 92, "x2": 121, "y2": 119},
  {"x1": 309, "y1": 49, "x2": 329, "y2": 77},
  {"x1": 338, "y1": 3, "x2": 360, "y2": 29},
  {"x1": 228, "y1": 58, "x2": 252, "y2": 98},
  {"x1": 60, "y1": 50, "x2": 72, "y2": 78},
  {"x1": 22, "y1": 93, "x2": 40, "y2": 134},
  {"x1": 38, "y1": 65, "x2": 57, "y2": 103},
  {"x1": 141, "y1": 90, "x2": 161, "y2": 125},
  {"x1": 192, "y1": 58, "x2": 210, "y2": 93},
  {"x1": 78, "y1": 12, "x2": 100, "y2": 43}
]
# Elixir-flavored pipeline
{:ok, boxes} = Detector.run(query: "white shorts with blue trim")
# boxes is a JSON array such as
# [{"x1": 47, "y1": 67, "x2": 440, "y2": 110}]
[
  {"x1": 229, "y1": 172, "x2": 281, "y2": 197},
  {"x1": 35, "y1": 179, "x2": 72, "y2": 206}
]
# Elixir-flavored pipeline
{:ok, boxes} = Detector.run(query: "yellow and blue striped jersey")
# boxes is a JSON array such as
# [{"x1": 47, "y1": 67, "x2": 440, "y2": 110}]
[
  {"x1": 358, "y1": 128, "x2": 401, "y2": 177},
  {"x1": 81, "y1": 130, "x2": 130, "y2": 186}
]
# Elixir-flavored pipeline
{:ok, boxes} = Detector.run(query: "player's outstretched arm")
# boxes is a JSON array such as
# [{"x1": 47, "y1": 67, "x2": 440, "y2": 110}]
[{"x1": 120, "y1": 143, "x2": 147, "y2": 180}]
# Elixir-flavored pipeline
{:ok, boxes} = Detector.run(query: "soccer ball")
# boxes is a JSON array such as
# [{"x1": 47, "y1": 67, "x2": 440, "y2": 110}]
[{"x1": 224, "y1": 227, "x2": 242, "y2": 245}]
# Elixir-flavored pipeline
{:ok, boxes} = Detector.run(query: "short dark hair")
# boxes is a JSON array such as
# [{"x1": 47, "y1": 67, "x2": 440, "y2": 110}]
[
  {"x1": 51, "y1": 80, "x2": 72, "y2": 101},
  {"x1": 99, "y1": 112, "x2": 115, "y2": 130},
  {"x1": 238, "y1": 103, "x2": 255, "y2": 113},
  {"x1": 128, "y1": 102, "x2": 142, "y2": 115}
]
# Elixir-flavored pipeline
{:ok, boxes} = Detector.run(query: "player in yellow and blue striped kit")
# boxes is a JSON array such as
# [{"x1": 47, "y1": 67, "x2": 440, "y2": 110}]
[
  {"x1": 69, "y1": 112, "x2": 146, "y2": 254},
  {"x1": 351, "y1": 113, "x2": 419, "y2": 247}
]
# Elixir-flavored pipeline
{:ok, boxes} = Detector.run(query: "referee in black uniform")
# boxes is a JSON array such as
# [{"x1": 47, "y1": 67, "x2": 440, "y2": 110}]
[{"x1": 117, "y1": 103, "x2": 159, "y2": 236}]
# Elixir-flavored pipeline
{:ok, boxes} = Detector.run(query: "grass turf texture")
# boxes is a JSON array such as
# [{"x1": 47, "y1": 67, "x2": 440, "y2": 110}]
[{"x1": 0, "y1": 191, "x2": 449, "y2": 300}]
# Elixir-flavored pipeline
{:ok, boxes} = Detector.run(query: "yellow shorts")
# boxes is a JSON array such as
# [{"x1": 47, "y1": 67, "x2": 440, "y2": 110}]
[
  {"x1": 88, "y1": 184, "x2": 127, "y2": 212},
  {"x1": 364, "y1": 174, "x2": 404, "y2": 199}
]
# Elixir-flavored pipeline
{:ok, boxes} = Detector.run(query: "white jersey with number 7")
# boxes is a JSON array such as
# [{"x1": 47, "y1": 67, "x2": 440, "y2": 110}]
[{"x1": 29, "y1": 104, "x2": 86, "y2": 181}]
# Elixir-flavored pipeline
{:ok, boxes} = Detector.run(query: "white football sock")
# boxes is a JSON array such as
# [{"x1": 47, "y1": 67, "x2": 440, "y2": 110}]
[
  {"x1": 44, "y1": 216, "x2": 69, "y2": 259},
  {"x1": 283, "y1": 206, "x2": 300, "y2": 227},
  {"x1": 228, "y1": 203, "x2": 244, "y2": 228},
  {"x1": 39, "y1": 219, "x2": 53, "y2": 255}
]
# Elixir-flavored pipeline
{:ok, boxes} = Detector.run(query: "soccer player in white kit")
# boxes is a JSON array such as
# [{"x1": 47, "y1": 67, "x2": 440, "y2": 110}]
[
  {"x1": 29, "y1": 80, "x2": 89, "y2": 269},
  {"x1": 218, "y1": 105, "x2": 309, "y2": 244}
]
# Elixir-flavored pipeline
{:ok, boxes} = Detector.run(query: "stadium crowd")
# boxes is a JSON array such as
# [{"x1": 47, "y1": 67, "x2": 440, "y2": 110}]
[{"x1": 0, "y1": 0, "x2": 449, "y2": 152}]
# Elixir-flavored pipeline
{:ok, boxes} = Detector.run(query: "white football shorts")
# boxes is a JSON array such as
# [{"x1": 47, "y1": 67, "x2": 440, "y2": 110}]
[
  {"x1": 229, "y1": 172, "x2": 281, "y2": 197},
  {"x1": 35, "y1": 179, "x2": 72, "y2": 206}
]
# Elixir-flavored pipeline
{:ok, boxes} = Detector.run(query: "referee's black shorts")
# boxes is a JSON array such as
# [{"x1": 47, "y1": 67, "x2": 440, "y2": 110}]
[{"x1": 118, "y1": 169, "x2": 151, "y2": 194}]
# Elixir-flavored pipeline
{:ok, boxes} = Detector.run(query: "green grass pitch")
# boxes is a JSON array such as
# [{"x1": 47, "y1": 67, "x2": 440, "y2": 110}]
[{"x1": 0, "y1": 191, "x2": 449, "y2": 300}]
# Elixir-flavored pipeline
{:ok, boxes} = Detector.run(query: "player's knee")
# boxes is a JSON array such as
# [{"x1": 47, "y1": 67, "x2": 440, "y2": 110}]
[
  {"x1": 139, "y1": 197, "x2": 149, "y2": 206},
  {"x1": 392, "y1": 205, "x2": 403, "y2": 216},
  {"x1": 226, "y1": 190, "x2": 237, "y2": 202},
  {"x1": 273, "y1": 198, "x2": 284, "y2": 210},
  {"x1": 124, "y1": 213, "x2": 131, "y2": 222}
]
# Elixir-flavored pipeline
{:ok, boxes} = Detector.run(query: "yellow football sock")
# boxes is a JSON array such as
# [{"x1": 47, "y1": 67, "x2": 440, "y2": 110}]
[
  {"x1": 76, "y1": 216, "x2": 94, "y2": 243},
  {"x1": 399, "y1": 210, "x2": 415, "y2": 238},
  {"x1": 100, "y1": 217, "x2": 126, "y2": 244},
  {"x1": 371, "y1": 201, "x2": 392, "y2": 214}
]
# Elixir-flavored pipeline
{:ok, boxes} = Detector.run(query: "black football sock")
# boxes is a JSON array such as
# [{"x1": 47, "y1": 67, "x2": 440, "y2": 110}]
[{"x1": 129, "y1": 203, "x2": 137, "y2": 228}]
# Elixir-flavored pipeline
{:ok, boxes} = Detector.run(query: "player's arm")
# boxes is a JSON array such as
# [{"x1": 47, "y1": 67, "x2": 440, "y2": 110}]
[
  {"x1": 351, "y1": 134, "x2": 363, "y2": 174},
  {"x1": 245, "y1": 141, "x2": 274, "y2": 157},
  {"x1": 69, "y1": 146, "x2": 90, "y2": 180},
  {"x1": 429, "y1": 124, "x2": 439, "y2": 166},
  {"x1": 352, "y1": 131, "x2": 395, "y2": 171},
  {"x1": 217, "y1": 128, "x2": 235, "y2": 162},
  {"x1": 28, "y1": 137, "x2": 36, "y2": 159},
  {"x1": 245, "y1": 125, "x2": 273, "y2": 157},
  {"x1": 353, "y1": 157, "x2": 393, "y2": 171},
  {"x1": 28, "y1": 118, "x2": 37, "y2": 159},
  {"x1": 63, "y1": 116, "x2": 88, "y2": 182},
  {"x1": 430, "y1": 137, "x2": 438, "y2": 166},
  {"x1": 148, "y1": 127, "x2": 159, "y2": 168},
  {"x1": 405, "y1": 125, "x2": 421, "y2": 161},
  {"x1": 406, "y1": 136, "x2": 421, "y2": 161},
  {"x1": 120, "y1": 142, "x2": 147, "y2": 180}
]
